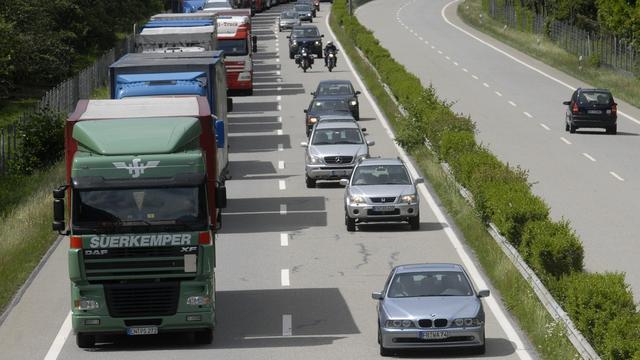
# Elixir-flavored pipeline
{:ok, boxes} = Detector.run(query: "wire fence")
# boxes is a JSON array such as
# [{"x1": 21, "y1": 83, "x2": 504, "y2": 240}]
[
  {"x1": 486, "y1": 0, "x2": 638, "y2": 75},
  {"x1": 0, "y1": 35, "x2": 135, "y2": 175}
]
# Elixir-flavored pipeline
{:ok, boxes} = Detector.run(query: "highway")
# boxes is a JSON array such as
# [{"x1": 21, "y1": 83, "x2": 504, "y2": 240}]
[
  {"x1": 0, "y1": 3, "x2": 536, "y2": 359},
  {"x1": 357, "y1": 0, "x2": 640, "y2": 301}
]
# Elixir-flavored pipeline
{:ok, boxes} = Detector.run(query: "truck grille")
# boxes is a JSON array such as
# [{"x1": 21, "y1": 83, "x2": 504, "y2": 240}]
[
  {"x1": 105, "y1": 282, "x2": 179, "y2": 318},
  {"x1": 83, "y1": 246, "x2": 198, "y2": 283},
  {"x1": 370, "y1": 197, "x2": 396, "y2": 203},
  {"x1": 324, "y1": 156, "x2": 353, "y2": 164}
]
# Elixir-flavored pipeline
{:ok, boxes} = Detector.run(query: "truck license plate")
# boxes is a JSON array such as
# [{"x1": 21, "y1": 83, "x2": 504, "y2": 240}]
[
  {"x1": 419, "y1": 331, "x2": 448, "y2": 340},
  {"x1": 373, "y1": 206, "x2": 395, "y2": 212},
  {"x1": 127, "y1": 327, "x2": 158, "y2": 336}
]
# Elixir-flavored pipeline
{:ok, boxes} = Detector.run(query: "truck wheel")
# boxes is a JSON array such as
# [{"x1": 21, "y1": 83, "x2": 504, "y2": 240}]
[
  {"x1": 346, "y1": 213, "x2": 356, "y2": 232},
  {"x1": 245, "y1": 89, "x2": 253, "y2": 96},
  {"x1": 305, "y1": 176, "x2": 316, "y2": 188},
  {"x1": 409, "y1": 216, "x2": 420, "y2": 230},
  {"x1": 76, "y1": 333, "x2": 95, "y2": 348},
  {"x1": 194, "y1": 328, "x2": 213, "y2": 345}
]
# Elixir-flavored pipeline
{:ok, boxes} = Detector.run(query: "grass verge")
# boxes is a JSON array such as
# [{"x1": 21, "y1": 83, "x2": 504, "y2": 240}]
[
  {"x1": 331, "y1": 8, "x2": 579, "y2": 359},
  {"x1": 0, "y1": 86, "x2": 109, "y2": 314},
  {"x1": 457, "y1": 0, "x2": 640, "y2": 109}
]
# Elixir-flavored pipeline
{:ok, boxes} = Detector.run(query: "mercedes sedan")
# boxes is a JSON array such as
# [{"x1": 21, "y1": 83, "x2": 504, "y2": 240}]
[{"x1": 373, "y1": 263, "x2": 490, "y2": 356}]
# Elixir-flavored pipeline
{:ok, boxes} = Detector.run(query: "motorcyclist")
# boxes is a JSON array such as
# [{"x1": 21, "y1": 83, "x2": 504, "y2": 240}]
[
  {"x1": 323, "y1": 41, "x2": 338, "y2": 67},
  {"x1": 296, "y1": 47, "x2": 313, "y2": 69}
]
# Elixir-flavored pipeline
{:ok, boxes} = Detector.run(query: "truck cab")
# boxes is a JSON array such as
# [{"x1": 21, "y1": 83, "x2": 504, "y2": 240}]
[
  {"x1": 53, "y1": 97, "x2": 226, "y2": 348},
  {"x1": 136, "y1": 14, "x2": 218, "y2": 53}
]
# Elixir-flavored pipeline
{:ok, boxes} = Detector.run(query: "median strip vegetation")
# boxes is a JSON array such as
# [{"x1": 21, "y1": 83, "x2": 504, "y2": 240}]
[{"x1": 329, "y1": 1, "x2": 640, "y2": 358}]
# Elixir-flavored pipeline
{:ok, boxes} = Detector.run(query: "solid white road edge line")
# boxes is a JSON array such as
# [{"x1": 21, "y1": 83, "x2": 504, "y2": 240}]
[
  {"x1": 328, "y1": 7, "x2": 532, "y2": 360},
  {"x1": 441, "y1": 0, "x2": 640, "y2": 126},
  {"x1": 281, "y1": 269, "x2": 290, "y2": 287},
  {"x1": 43, "y1": 312, "x2": 71, "y2": 360},
  {"x1": 280, "y1": 233, "x2": 289, "y2": 247},
  {"x1": 282, "y1": 314, "x2": 292, "y2": 336}
]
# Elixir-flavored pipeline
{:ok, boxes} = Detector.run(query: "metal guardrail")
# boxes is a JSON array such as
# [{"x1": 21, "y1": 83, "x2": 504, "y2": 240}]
[{"x1": 353, "y1": 45, "x2": 600, "y2": 360}]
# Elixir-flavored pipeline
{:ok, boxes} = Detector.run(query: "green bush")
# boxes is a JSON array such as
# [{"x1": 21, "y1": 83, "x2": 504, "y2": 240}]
[
  {"x1": 553, "y1": 272, "x2": 637, "y2": 355},
  {"x1": 439, "y1": 131, "x2": 476, "y2": 163},
  {"x1": 601, "y1": 313, "x2": 640, "y2": 360},
  {"x1": 10, "y1": 108, "x2": 65, "y2": 175},
  {"x1": 520, "y1": 220, "x2": 584, "y2": 278}
]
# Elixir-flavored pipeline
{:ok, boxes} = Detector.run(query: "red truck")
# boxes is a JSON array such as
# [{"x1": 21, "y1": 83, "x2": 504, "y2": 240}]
[{"x1": 214, "y1": 9, "x2": 257, "y2": 95}]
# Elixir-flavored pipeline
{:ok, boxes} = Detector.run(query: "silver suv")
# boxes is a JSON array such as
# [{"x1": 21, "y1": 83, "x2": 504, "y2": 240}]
[
  {"x1": 301, "y1": 121, "x2": 374, "y2": 188},
  {"x1": 340, "y1": 158, "x2": 423, "y2": 231}
]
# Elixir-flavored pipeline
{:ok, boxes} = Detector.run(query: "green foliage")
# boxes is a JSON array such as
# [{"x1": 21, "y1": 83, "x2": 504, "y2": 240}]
[
  {"x1": 553, "y1": 272, "x2": 639, "y2": 358},
  {"x1": 0, "y1": 18, "x2": 15, "y2": 99},
  {"x1": 520, "y1": 220, "x2": 584, "y2": 278},
  {"x1": 9, "y1": 108, "x2": 65, "y2": 174}
]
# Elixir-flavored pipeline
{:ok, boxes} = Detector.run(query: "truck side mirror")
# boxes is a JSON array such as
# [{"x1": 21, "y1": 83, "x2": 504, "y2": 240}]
[
  {"x1": 227, "y1": 98, "x2": 233, "y2": 112},
  {"x1": 215, "y1": 119, "x2": 225, "y2": 149},
  {"x1": 52, "y1": 186, "x2": 67, "y2": 233},
  {"x1": 216, "y1": 182, "x2": 227, "y2": 209},
  {"x1": 252, "y1": 35, "x2": 258, "y2": 53}
]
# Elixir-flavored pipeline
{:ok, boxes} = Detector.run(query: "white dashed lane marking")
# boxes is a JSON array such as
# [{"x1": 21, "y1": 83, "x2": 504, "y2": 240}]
[
  {"x1": 508, "y1": 101, "x2": 517, "y2": 107},
  {"x1": 471, "y1": 75, "x2": 479, "y2": 80},
  {"x1": 281, "y1": 269, "x2": 290, "y2": 286},
  {"x1": 609, "y1": 171, "x2": 625, "y2": 181},
  {"x1": 495, "y1": 91, "x2": 502, "y2": 97},
  {"x1": 582, "y1": 153, "x2": 597, "y2": 162},
  {"x1": 523, "y1": 112, "x2": 533, "y2": 118},
  {"x1": 540, "y1": 123, "x2": 550, "y2": 131},
  {"x1": 280, "y1": 233, "x2": 289, "y2": 246},
  {"x1": 560, "y1": 137, "x2": 572, "y2": 145}
]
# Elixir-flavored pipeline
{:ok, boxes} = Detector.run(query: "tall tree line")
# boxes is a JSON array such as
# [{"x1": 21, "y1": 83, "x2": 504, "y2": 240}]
[{"x1": 0, "y1": 0, "x2": 164, "y2": 99}]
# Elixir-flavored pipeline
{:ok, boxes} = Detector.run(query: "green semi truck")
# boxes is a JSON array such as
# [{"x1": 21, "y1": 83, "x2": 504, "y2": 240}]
[{"x1": 52, "y1": 96, "x2": 226, "y2": 348}]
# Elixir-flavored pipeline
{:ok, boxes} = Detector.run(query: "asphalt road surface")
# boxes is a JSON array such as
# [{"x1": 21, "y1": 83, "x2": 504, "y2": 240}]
[
  {"x1": 357, "y1": 0, "x2": 640, "y2": 301},
  {"x1": 0, "y1": 3, "x2": 537, "y2": 359}
]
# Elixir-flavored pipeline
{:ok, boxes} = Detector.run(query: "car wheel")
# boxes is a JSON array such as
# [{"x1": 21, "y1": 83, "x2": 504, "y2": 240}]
[
  {"x1": 379, "y1": 327, "x2": 392, "y2": 357},
  {"x1": 305, "y1": 175, "x2": 316, "y2": 188},
  {"x1": 346, "y1": 213, "x2": 356, "y2": 232},
  {"x1": 76, "y1": 333, "x2": 95, "y2": 348},
  {"x1": 471, "y1": 342, "x2": 486, "y2": 355},
  {"x1": 569, "y1": 123, "x2": 577, "y2": 133},
  {"x1": 194, "y1": 328, "x2": 213, "y2": 345},
  {"x1": 607, "y1": 125, "x2": 617, "y2": 135},
  {"x1": 409, "y1": 216, "x2": 420, "y2": 230}
]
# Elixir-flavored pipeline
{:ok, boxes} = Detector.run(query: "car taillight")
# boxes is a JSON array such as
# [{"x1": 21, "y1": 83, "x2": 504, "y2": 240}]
[
  {"x1": 572, "y1": 102, "x2": 579, "y2": 113},
  {"x1": 611, "y1": 104, "x2": 617, "y2": 114}
]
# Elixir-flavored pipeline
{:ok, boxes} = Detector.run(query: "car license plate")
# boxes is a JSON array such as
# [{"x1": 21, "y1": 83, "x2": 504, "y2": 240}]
[
  {"x1": 127, "y1": 327, "x2": 158, "y2": 336},
  {"x1": 419, "y1": 331, "x2": 448, "y2": 340},
  {"x1": 373, "y1": 206, "x2": 395, "y2": 212},
  {"x1": 587, "y1": 109, "x2": 602, "y2": 114},
  {"x1": 330, "y1": 170, "x2": 346, "y2": 176}
]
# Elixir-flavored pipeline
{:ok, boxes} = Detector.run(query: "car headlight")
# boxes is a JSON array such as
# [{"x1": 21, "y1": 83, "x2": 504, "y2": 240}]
[
  {"x1": 308, "y1": 117, "x2": 318, "y2": 124},
  {"x1": 453, "y1": 318, "x2": 482, "y2": 327},
  {"x1": 349, "y1": 195, "x2": 365, "y2": 204},
  {"x1": 314, "y1": 41, "x2": 321, "y2": 45},
  {"x1": 350, "y1": 100, "x2": 357, "y2": 106},
  {"x1": 385, "y1": 319, "x2": 414, "y2": 328},
  {"x1": 307, "y1": 154, "x2": 322, "y2": 164},
  {"x1": 292, "y1": 43, "x2": 298, "y2": 47},
  {"x1": 400, "y1": 194, "x2": 417, "y2": 203}
]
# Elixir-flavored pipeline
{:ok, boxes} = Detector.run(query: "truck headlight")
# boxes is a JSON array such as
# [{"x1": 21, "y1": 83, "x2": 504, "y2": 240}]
[
  {"x1": 400, "y1": 194, "x2": 416, "y2": 203},
  {"x1": 350, "y1": 195, "x2": 365, "y2": 204},
  {"x1": 75, "y1": 298, "x2": 99, "y2": 311},
  {"x1": 385, "y1": 319, "x2": 414, "y2": 328},
  {"x1": 187, "y1": 296, "x2": 211, "y2": 306}
]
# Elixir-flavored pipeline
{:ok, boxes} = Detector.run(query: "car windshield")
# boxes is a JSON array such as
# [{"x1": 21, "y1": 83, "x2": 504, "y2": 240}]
[
  {"x1": 577, "y1": 91, "x2": 613, "y2": 106},
  {"x1": 218, "y1": 38, "x2": 248, "y2": 56},
  {"x1": 317, "y1": 83, "x2": 354, "y2": 96},
  {"x1": 281, "y1": 12, "x2": 297, "y2": 19},
  {"x1": 310, "y1": 99, "x2": 350, "y2": 112},
  {"x1": 73, "y1": 186, "x2": 206, "y2": 233},
  {"x1": 292, "y1": 27, "x2": 319, "y2": 37},
  {"x1": 388, "y1": 271, "x2": 473, "y2": 298},
  {"x1": 295, "y1": 5, "x2": 312, "y2": 11},
  {"x1": 312, "y1": 128, "x2": 363, "y2": 145},
  {"x1": 352, "y1": 165, "x2": 411, "y2": 185}
]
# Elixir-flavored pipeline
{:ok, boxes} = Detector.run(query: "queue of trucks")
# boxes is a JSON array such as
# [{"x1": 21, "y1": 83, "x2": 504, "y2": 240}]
[{"x1": 50, "y1": 2, "x2": 267, "y2": 348}]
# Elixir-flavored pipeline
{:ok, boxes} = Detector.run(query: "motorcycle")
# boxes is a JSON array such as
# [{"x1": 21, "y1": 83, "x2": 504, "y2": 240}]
[
  {"x1": 326, "y1": 49, "x2": 338, "y2": 72},
  {"x1": 295, "y1": 47, "x2": 314, "y2": 72},
  {"x1": 313, "y1": 0, "x2": 320, "y2": 11}
]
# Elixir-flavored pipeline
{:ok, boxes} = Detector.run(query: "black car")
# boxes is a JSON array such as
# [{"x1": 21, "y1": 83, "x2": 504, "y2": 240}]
[
  {"x1": 288, "y1": 25, "x2": 323, "y2": 59},
  {"x1": 297, "y1": 0, "x2": 317, "y2": 15},
  {"x1": 563, "y1": 88, "x2": 617, "y2": 134},
  {"x1": 312, "y1": 80, "x2": 361, "y2": 120},
  {"x1": 304, "y1": 96, "x2": 352, "y2": 136}
]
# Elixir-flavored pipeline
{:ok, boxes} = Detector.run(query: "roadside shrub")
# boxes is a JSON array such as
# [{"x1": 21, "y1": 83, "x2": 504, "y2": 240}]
[
  {"x1": 553, "y1": 272, "x2": 637, "y2": 355},
  {"x1": 601, "y1": 313, "x2": 640, "y2": 360},
  {"x1": 439, "y1": 131, "x2": 476, "y2": 163},
  {"x1": 520, "y1": 220, "x2": 584, "y2": 278},
  {"x1": 9, "y1": 108, "x2": 65, "y2": 175}
]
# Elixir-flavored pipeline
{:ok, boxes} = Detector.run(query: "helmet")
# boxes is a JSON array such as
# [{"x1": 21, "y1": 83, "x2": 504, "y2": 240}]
[{"x1": 326, "y1": 41, "x2": 333, "y2": 46}]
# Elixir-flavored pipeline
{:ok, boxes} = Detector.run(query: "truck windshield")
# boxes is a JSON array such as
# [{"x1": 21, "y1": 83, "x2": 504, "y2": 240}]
[
  {"x1": 73, "y1": 186, "x2": 207, "y2": 233},
  {"x1": 218, "y1": 39, "x2": 249, "y2": 56}
]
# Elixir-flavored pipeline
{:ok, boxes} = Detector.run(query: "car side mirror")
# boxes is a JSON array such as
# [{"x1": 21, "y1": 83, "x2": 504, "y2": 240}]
[
  {"x1": 300, "y1": 141, "x2": 308, "y2": 147},
  {"x1": 414, "y1": 177, "x2": 424, "y2": 184},
  {"x1": 303, "y1": 109, "x2": 308, "y2": 113},
  {"x1": 286, "y1": 36, "x2": 291, "y2": 39},
  {"x1": 477, "y1": 289, "x2": 490, "y2": 298},
  {"x1": 216, "y1": 182, "x2": 227, "y2": 209},
  {"x1": 361, "y1": 128, "x2": 367, "y2": 132},
  {"x1": 355, "y1": 91, "x2": 361, "y2": 95},
  {"x1": 339, "y1": 179, "x2": 349, "y2": 186},
  {"x1": 227, "y1": 98, "x2": 233, "y2": 112},
  {"x1": 321, "y1": 34, "x2": 324, "y2": 37},
  {"x1": 366, "y1": 140, "x2": 375, "y2": 146},
  {"x1": 562, "y1": 101, "x2": 571, "y2": 105},
  {"x1": 371, "y1": 291, "x2": 383, "y2": 300},
  {"x1": 613, "y1": 102, "x2": 618, "y2": 106},
  {"x1": 310, "y1": 91, "x2": 315, "y2": 96}
]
